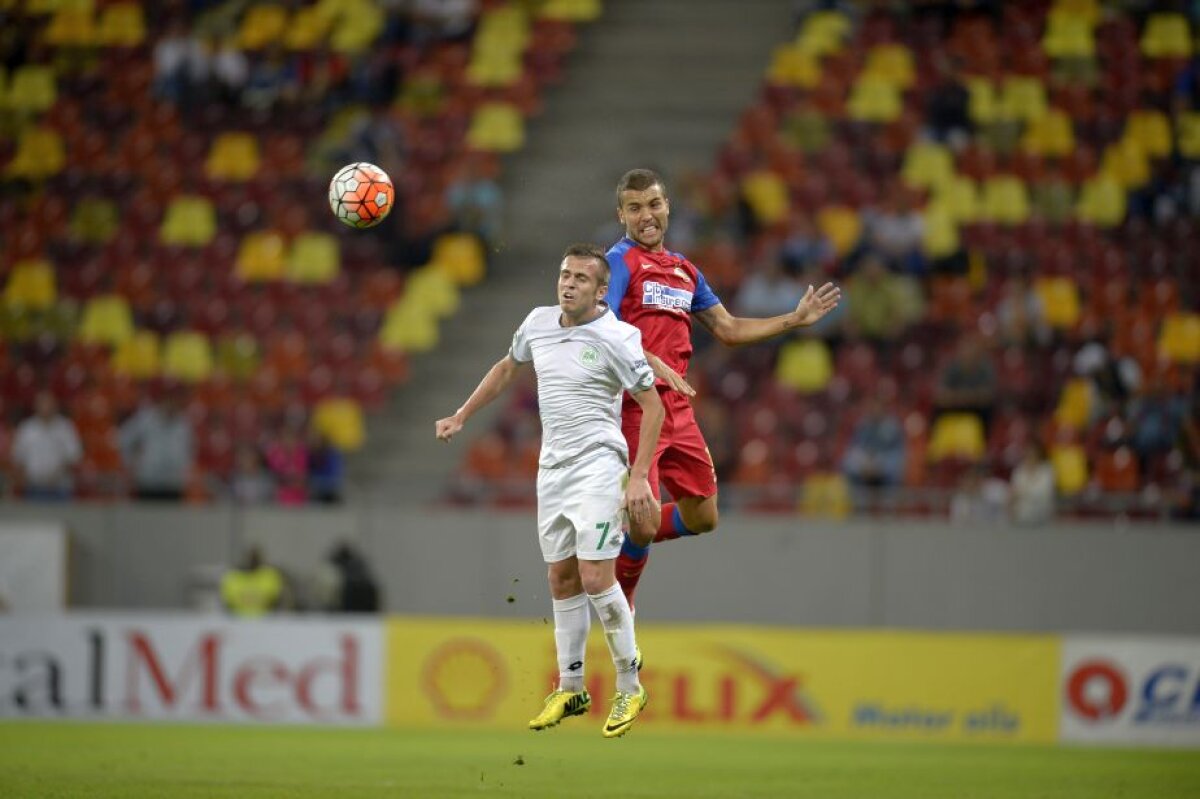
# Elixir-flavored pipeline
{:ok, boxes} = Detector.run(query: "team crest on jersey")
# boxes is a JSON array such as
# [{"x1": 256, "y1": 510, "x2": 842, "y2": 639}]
[
  {"x1": 580, "y1": 346, "x2": 600, "y2": 365},
  {"x1": 642, "y1": 281, "x2": 693, "y2": 313}
]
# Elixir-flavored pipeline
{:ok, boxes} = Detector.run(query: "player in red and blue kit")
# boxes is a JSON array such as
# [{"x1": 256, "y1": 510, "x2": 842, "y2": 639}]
[{"x1": 605, "y1": 169, "x2": 842, "y2": 608}]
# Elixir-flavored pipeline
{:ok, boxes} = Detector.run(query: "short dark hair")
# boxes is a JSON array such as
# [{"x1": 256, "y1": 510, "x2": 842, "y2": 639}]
[
  {"x1": 616, "y1": 168, "x2": 667, "y2": 206},
  {"x1": 561, "y1": 242, "x2": 610, "y2": 285}
]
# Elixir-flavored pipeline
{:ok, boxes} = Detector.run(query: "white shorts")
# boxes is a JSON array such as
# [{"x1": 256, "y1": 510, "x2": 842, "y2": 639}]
[{"x1": 536, "y1": 449, "x2": 628, "y2": 564}]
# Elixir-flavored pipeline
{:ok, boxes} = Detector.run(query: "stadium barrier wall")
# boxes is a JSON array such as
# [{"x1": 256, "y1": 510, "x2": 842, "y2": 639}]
[{"x1": 0, "y1": 504, "x2": 1196, "y2": 634}]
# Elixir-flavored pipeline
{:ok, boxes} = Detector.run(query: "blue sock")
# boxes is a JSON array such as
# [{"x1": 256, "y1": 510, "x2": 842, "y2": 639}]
[{"x1": 620, "y1": 537, "x2": 649, "y2": 561}]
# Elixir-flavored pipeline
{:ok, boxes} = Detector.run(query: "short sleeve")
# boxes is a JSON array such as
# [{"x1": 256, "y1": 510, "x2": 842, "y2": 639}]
[
  {"x1": 508, "y1": 310, "x2": 536, "y2": 363},
  {"x1": 607, "y1": 324, "x2": 656, "y2": 393},
  {"x1": 690, "y1": 266, "x2": 721, "y2": 313},
  {"x1": 604, "y1": 251, "x2": 631, "y2": 320}
]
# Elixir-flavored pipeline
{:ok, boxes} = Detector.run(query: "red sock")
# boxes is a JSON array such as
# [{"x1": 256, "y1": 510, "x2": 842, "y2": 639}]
[
  {"x1": 615, "y1": 548, "x2": 648, "y2": 608},
  {"x1": 653, "y1": 502, "x2": 690, "y2": 543}
]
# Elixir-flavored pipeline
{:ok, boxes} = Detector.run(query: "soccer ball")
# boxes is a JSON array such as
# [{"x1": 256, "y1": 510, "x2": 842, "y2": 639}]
[{"x1": 328, "y1": 162, "x2": 394, "y2": 229}]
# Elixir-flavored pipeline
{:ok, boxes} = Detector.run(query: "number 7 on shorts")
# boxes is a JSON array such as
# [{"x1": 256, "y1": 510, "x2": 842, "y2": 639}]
[{"x1": 595, "y1": 521, "x2": 610, "y2": 550}]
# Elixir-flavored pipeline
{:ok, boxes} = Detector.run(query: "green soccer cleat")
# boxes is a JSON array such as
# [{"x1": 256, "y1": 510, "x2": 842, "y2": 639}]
[
  {"x1": 602, "y1": 685, "x2": 648, "y2": 738},
  {"x1": 528, "y1": 689, "x2": 591, "y2": 731}
]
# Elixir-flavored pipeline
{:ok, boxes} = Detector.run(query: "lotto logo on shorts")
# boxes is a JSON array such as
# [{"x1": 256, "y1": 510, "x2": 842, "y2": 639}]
[{"x1": 642, "y1": 282, "x2": 693, "y2": 312}]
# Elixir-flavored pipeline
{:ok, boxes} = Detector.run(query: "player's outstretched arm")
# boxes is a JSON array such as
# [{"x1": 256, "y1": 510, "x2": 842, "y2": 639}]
[
  {"x1": 625, "y1": 385, "x2": 665, "y2": 525},
  {"x1": 435, "y1": 354, "x2": 525, "y2": 442},
  {"x1": 644, "y1": 351, "x2": 696, "y2": 397},
  {"x1": 693, "y1": 282, "x2": 842, "y2": 347}
]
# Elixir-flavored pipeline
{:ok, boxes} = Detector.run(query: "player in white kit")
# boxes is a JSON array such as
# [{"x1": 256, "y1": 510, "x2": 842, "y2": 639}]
[{"x1": 435, "y1": 243, "x2": 664, "y2": 738}]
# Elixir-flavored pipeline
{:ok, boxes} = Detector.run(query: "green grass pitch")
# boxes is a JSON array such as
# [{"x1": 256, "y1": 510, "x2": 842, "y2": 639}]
[{"x1": 2, "y1": 722, "x2": 1198, "y2": 798}]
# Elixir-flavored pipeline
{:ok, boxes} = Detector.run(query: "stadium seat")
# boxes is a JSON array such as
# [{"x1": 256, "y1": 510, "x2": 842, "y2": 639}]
[
  {"x1": 966, "y1": 78, "x2": 1000, "y2": 126},
  {"x1": 159, "y1": 196, "x2": 217, "y2": 247},
  {"x1": 1021, "y1": 108, "x2": 1076, "y2": 157},
  {"x1": 111, "y1": 330, "x2": 161, "y2": 379},
  {"x1": 1125, "y1": 110, "x2": 1172, "y2": 159},
  {"x1": 935, "y1": 175, "x2": 981, "y2": 224},
  {"x1": 795, "y1": 10, "x2": 850, "y2": 56},
  {"x1": 927, "y1": 413, "x2": 986, "y2": 462},
  {"x1": 901, "y1": 141, "x2": 954, "y2": 192},
  {"x1": 537, "y1": 0, "x2": 602, "y2": 22},
  {"x1": 263, "y1": 330, "x2": 309, "y2": 381},
  {"x1": 1050, "y1": 443, "x2": 1088, "y2": 495},
  {"x1": 1178, "y1": 113, "x2": 1200, "y2": 159},
  {"x1": 774, "y1": 339, "x2": 832, "y2": 394},
  {"x1": 431, "y1": 233, "x2": 486, "y2": 287},
  {"x1": 214, "y1": 333, "x2": 260, "y2": 382},
  {"x1": 1157, "y1": 313, "x2": 1200, "y2": 364},
  {"x1": 6, "y1": 65, "x2": 57, "y2": 115},
  {"x1": 847, "y1": 76, "x2": 903, "y2": 122},
  {"x1": 5, "y1": 128, "x2": 66, "y2": 179},
  {"x1": 816, "y1": 206, "x2": 862, "y2": 256},
  {"x1": 466, "y1": 103, "x2": 525, "y2": 152},
  {"x1": 162, "y1": 331, "x2": 214, "y2": 384},
  {"x1": 238, "y1": 4, "x2": 289, "y2": 50},
  {"x1": 329, "y1": 2, "x2": 384, "y2": 52},
  {"x1": 863, "y1": 44, "x2": 914, "y2": 90},
  {"x1": 1101, "y1": 137, "x2": 1150, "y2": 189},
  {"x1": 1075, "y1": 173, "x2": 1126, "y2": 227},
  {"x1": 312, "y1": 397, "x2": 365, "y2": 451},
  {"x1": 77, "y1": 294, "x2": 134, "y2": 348},
  {"x1": 284, "y1": 7, "x2": 331, "y2": 50},
  {"x1": 1052, "y1": 377, "x2": 1093, "y2": 430},
  {"x1": 205, "y1": 133, "x2": 261, "y2": 182},
  {"x1": 1042, "y1": 12, "x2": 1096, "y2": 58},
  {"x1": 1094, "y1": 446, "x2": 1139, "y2": 493},
  {"x1": 69, "y1": 198, "x2": 119, "y2": 244},
  {"x1": 741, "y1": 169, "x2": 790, "y2": 227},
  {"x1": 1000, "y1": 76, "x2": 1048, "y2": 122},
  {"x1": 1033, "y1": 276, "x2": 1081, "y2": 330},
  {"x1": 980, "y1": 175, "x2": 1031, "y2": 225},
  {"x1": 767, "y1": 45, "x2": 822, "y2": 88},
  {"x1": 403, "y1": 266, "x2": 459, "y2": 319},
  {"x1": 286, "y1": 232, "x2": 340, "y2": 284},
  {"x1": 44, "y1": 7, "x2": 96, "y2": 47},
  {"x1": 800, "y1": 472, "x2": 851, "y2": 519},
  {"x1": 3, "y1": 259, "x2": 57, "y2": 311},
  {"x1": 1030, "y1": 179, "x2": 1075, "y2": 224},
  {"x1": 96, "y1": 2, "x2": 145, "y2": 47},
  {"x1": 1139, "y1": 13, "x2": 1192, "y2": 58},
  {"x1": 235, "y1": 231, "x2": 288, "y2": 282},
  {"x1": 921, "y1": 202, "x2": 961, "y2": 258}
]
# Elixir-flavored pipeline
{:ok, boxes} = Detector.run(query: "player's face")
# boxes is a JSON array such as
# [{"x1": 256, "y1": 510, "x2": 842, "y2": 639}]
[
  {"x1": 558, "y1": 256, "x2": 607, "y2": 320},
  {"x1": 618, "y1": 185, "x2": 670, "y2": 251}
]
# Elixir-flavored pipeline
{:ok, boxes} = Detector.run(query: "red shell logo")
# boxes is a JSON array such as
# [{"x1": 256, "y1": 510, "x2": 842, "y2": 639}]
[{"x1": 1066, "y1": 660, "x2": 1128, "y2": 721}]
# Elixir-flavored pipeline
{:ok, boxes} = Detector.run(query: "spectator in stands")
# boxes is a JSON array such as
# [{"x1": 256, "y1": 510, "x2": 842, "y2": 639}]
[
  {"x1": 924, "y1": 53, "x2": 971, "y2": 145},
  {"x1": 1009, "y1": 441, "x2": 1056, "y2": 525},
  {"x1": 862, "y1": 184, "x2": 926, "y2": 274},
  {"x1": 1127, "y1": 377, "x2": 1187, "y2": 473},
  {"x1": 264, "y1": 422, "x2": 309, "y2": 505},
  {"x1": 242, "y1": 46, "x2": 299, "y2": 111},
  {"x1": 152, "y1": 20, "x2": 195, "y2": 102},
  {"x1": 996, "y1": 273, "x2": 1050, "y2": 348},
  {"x1": 1073, "y1": 337, "x2": 1141, "y2": 414},
  {"x1": 220, "y1": 546, "x2": 284, "y2": 617},
  {"x1": 229, "y1": 445, "x2": 274, "y2": 505},
  {"x1": 734, "y1": 257, "x2": 807, "y2": 319},
  {"x1": 950, "y1": 465, "x2": 1010, "y2": 525},
  {"x1": 118, "y1": 388, "x2": 194, "y2": 501},
  {"x1": 842, "y1": 397, "x2": 906, "y2": 491},
  {"x1": 307, "y1": 431, "x2": 345, "y2": 504},
  {"x1": 844, "y1": 255, "x2": 925, "y2": 344},
  {"x1": 780, "y1": 213, "x2": 834, "y2": 275},
  {"x1": 411, "y1": 0, "x2": 478, "y2": 44},
  {"x1": 934, "y1": 334, "x2": 998, "y2": 430},
  {"x1": 212, "y1": 35, "x2": 249, "y2": 105},
  {"x1": 446, "y1": 156, "x2": 504, "y2": 247},
  {"x1": 314, "y1": 542, "x2": 381, "y2": 613},
  {"x1": 11, "y1": 391, "x2": 82, "y2": 502}
]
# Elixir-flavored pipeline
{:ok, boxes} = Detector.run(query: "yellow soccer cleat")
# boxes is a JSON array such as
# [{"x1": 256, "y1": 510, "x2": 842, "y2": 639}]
[
  {"x1": 528, "y1": 689, "x2": 591, "y2": 731},
  {"x1": 602, "y1": 686, "x2": 648, "y2": 738}
]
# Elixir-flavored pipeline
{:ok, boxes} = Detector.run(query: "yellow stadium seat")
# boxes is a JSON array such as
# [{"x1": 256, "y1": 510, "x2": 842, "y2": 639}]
[
  {"x1": 847, "y1": 76, "x2": 903, "y2": 122},
  {"x1": 159, "y1": 196, "x2": 217, "y2": 247},
  {"x1": 5, "y1": 127, "x2": 66, "y2": 179},
  {"x1": 44, "y1": 7, "x2": 96, "y2": 46},
  {"x1": 767, "y1": 45, "x2": 822, "y2": 88},
  {"x1": 379, "y1": 301, "x2": 439, "y2": 353},
  {"x1": 1140, "y1": 13, "x2": 1192, "y2": 58},
  {"x1": 774, "y1": 339, "x2": 832, "y2": 394},
  {"x1": 927, "y1": 413, "x2": 986, "y2": 462},
  {"x1": 795, "y1": 10, "x2": 849, "y2": 55},
  {"x1": 69, "y1": 197, "x2": 119, "y2": 244},
  {"x1": 1053, "y1": 378, "x2": 1093, "y2": 430},
  {"x1": 1022, "y1": 108, "x2": 1076, "y2": 156},
  {"x1": 1158, "y1": 313, "x2": 1200, "y2": 364},
  {"x1": 96, "y1": 2, "x2": 145, "y2": 47},
  {"x1": 284, "y1": 6, "x2": 331, "y2": 50},
  {"x1": 404, "y1": 265, "x2": 459, "y2": 319},
  {"x1": 215, "y1": 333, "x2": 260, "y2": 381},
  {"x1": 1034, "y1": 276, "x2": 1081, "y2": 330},
  {"x1": 238, "y1": 4, "x2": 288, "y2": 50},
  {"x1": 981, "y1": 175, "x2": 1030, "y2": 225},
  {"x1": 1125, "y1": 110, "x2": 1172, "y2": 159},
  {"x1": 863, "y1": 44, "x2": 915, "y2": 89},
  {"x1": 1051, "y1": 0, "x2": 1099, "y2": 26},
  {"x1": 816, "y1": 206, "x2": 862, "y2": 256},
  {"x1": 1042, "y1": 12, "x2": 1096, "y2": 58},
  {"x1": 800, "y1": 473, "x2": 851, "y2": 519},
  {"x1": 466, "y1": 51, "x2": 524, "y2": 87},
  {"x1": 78, "y1": 294, "x2": 134, "y2": 348},
  {"x1": 967, "y1": 78, "x2": 999, "y2": 126},
  {"x1": 933, "y1": 175, "x2": 981, "y2": 224},
  {"x1": 1075, "y1": 173, "x2": 1126, "y2": 227},
  {"x1": 162, "y1": 330, "x2": 214, "y2": 383},
  {"x1": 741, "y1": 169, "x2": 790, "y2": 226},
  {"x1": 921, "y1": 202, "x2": 961, "y2": 259},
  {"x1": 466, "y1": 103, "x2": 525, "y2": 152},
  {"x1": 286, "y1": 232, "x2": 340, "y2": 284},
  {"x1": 1178, "y1": 113, "x2": 1200, "y2": 159},
  {"x1": 329, "y1": 3, "x2": 384, "y2": 52},
  {"x1": 901, "y1": 140, "x2": 954, "y2": 192},
  {"x1": 1031, "y1": 179, "x2": 1075, "y2": 224},
  {"x1": 204, "y1": 132, "x2": 261, "y2": 182},
  {"x1": 1051, "y1": 444, "x2": 1088, "y2": 495},
  {"x1": 537, "y1": 0, "x2": 601, "y2": 22},
  {"x1": 235, "y1": 231, "x2": 288, "y2": 283},
  {"x1": 431, "y1": 232, "x2": 486, "y2": 287},
  {"x1": 112, "y1": 329, "x2": 160, "y2": 379},
  {"x1": 3, "y1": 259, "x2": 56, "y2": 311},
  {"x1": 1101, "y1": 137, "x2": 1150, "y2": 189},
  {"x1": 1000, "y1": 76, "x2": 1048, "y2": 122},
  {"x1": 312, "y1": 397, "x2": 365, "y2": 451}
]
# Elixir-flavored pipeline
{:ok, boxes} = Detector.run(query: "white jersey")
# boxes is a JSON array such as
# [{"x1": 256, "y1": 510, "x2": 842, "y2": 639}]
[{"x1": 510, "y1": 304, "x2": 655, "y2": 469}]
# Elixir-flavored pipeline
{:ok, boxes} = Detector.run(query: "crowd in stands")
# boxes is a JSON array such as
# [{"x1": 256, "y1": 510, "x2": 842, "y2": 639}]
[
  {"x1": 1, "y1": 0, "x2": 594, "y2": 504},
  {"x1": 450, "y1": 0, "x2": 1199, "y2": 522}
]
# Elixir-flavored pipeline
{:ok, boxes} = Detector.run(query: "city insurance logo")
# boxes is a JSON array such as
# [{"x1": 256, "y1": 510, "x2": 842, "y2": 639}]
[{"x1": 1066, "y1": 656, "x2": 1200, "y2": 727}]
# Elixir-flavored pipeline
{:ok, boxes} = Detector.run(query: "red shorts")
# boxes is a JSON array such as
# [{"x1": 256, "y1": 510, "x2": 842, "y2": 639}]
[{"x1": 622, "y1": 389, "x2": 718, "y2": 501}]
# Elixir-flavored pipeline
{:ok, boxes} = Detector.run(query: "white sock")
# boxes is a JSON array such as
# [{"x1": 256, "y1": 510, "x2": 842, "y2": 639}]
[
  {"x1": 552, "y1": 593, "x2": 590, "y2": 692},
  {"x1": 588, "y1": 583, "x2": 640, "y2": 694}
]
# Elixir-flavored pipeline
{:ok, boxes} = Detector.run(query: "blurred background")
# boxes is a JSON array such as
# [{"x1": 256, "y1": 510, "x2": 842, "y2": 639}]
[{"x1": 0, "y1": 0, "x2": 1198, "y2": 759}]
